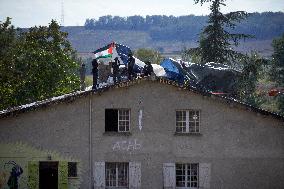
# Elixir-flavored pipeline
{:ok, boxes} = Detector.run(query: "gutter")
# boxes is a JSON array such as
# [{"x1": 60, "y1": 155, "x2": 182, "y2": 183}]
[{"x1": 89, "y1": 93, "x2": 93, "y2": 189}]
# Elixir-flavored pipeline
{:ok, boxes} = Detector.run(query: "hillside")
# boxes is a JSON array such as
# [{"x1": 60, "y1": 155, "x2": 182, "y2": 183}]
[
  {"x1": 62, "y1": 12, "x2": 284, "y2": 57},
  {"x1": 63, "y1": 26, "x2": 275, "y2": 57}
]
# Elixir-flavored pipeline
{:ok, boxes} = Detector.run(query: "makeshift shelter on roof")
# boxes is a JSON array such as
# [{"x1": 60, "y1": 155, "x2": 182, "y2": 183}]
[{"x1": 160, "y1": 58, "x2": 240, "y2": 95}]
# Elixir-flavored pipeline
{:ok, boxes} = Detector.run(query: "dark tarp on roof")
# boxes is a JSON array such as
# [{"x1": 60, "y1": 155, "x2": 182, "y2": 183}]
[{"x1": 160, "y1": 58, "x2": 240, "y2": 95}]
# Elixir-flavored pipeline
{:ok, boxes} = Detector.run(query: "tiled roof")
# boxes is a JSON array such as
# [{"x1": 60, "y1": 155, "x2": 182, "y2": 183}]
[{"x1": 0, "y1": 77, "x2": 283, "y2": 121}]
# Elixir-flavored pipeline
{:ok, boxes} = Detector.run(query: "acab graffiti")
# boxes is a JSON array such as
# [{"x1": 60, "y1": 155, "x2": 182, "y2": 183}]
[
  {"x1": 112, "y1": 139, "x2": 142, "y2": 152},
  {"x1": 0, "y1": 161, "x2": 23, "y2": 189}
]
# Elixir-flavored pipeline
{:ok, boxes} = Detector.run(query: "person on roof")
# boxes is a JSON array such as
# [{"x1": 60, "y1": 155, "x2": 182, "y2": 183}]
[
  {"x1": 79, "y1": 63, "x2": 86, "y2": 90},
  {"x1": 143, "y1": 61, "x2": 153, "y2": 76},
  {"x1": 92, "y1": 59, "x2": 99, "y2": 90},
  {"x1": 112, "y1": 57, "x2": 121, "y2": 83},
  {"x1": 127, "y1": 53, "x2": 135, "y2": 80},
  {"x1": 180, "y1": 60, "x2": 186, "y2": 69}
]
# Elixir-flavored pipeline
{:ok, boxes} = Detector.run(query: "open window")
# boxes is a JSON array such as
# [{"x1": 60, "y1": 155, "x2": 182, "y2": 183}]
[{"x1": 105, "y1": 109, "x2": 130, "y2": 132}]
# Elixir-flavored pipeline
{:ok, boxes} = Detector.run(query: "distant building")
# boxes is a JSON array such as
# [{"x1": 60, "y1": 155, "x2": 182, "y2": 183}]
[{"x1": 0, "y1": 78, "x2": 283, "y2": 189}]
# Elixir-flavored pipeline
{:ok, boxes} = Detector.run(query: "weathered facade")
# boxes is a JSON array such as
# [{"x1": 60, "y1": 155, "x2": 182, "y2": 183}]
[{"x1": 0, "y1": 78, "x2": 283, "y2": 189}]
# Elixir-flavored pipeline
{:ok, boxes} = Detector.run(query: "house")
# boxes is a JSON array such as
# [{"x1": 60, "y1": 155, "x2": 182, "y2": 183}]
[{"x1": 0, "y1": 77, "x2": 283, "y2": 189}]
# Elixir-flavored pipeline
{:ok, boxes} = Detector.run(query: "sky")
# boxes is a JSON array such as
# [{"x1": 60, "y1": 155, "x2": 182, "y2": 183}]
[{"x1": 0, "y1": 0, "x2": 283, "y2": 28}]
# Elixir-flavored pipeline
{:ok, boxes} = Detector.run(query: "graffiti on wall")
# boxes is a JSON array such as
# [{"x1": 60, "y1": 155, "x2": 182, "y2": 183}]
[
  {"x1": 112, "y1": 139, "x2": 142, "y2": 152},
  {"x1": 0, "y1": 161, "x2": 23, "y2": 189},
  {"x1": 5, "y1": 161, "x2": 23, "y2": 189},
  {"x1": 0, "y1": 142, "x2": 82, "y2": 189}
]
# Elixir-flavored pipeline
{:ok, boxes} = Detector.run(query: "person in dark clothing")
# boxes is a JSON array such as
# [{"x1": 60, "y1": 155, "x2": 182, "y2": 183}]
[
  {"x1": 7, "y1": 164, "x2": 23, "y2": 189},
  {"x1": 92, "y1": 59, "x2": 99, "y2": 90},
  {"x1": 180, "y1": 60, "x2": 186, "y2": 69},
  {"x1": 127, "y1": 53, "x2": 135, "y2": 80},
  {"x1": 143, "y1": 61, "x2": 153, "y2": 76},
  {"x1": 79, "y1": 63, "x2": 86, "y2": 90},
  {"x1": 112, "y1": 57, "x2": 121, "y2": 83}
]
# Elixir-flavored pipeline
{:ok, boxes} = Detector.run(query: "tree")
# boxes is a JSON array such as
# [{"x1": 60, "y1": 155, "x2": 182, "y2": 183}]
[
  {"x1": 192, "y1": 0, "x2": 251, "y2": 64},
  {"x1": 0, "y1": 17, "x2": 20, "y2": 109},
  {"x1": 0, "y1": 18, "x2": 80, "y2": 110},
  {"x1": 237, "y1": 52, "x2": 266, "y2": 106},
  {"x1": 134, "y1": 48, "x2": 163, "y2": 65},
  {"x1": 270, "y1": 33, "x2": 284, "y2": 114}
]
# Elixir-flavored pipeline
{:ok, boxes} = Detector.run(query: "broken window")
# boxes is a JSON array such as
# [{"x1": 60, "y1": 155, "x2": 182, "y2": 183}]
[
  {"x1": 105, "y1": 109, "x2": 130, "y2": 132},
  {"x1": 176, "y1": 163, "x2": 199, "y2": 188},
  {"x1": 176, "y1": 110, "x2": 200, "y2": 133},
  {"x1": 68, "y1": 162, "x2": 77, "y2": 177},
  {"x1": 105, "y1": 162, "x2": 129, "y2": 188}
]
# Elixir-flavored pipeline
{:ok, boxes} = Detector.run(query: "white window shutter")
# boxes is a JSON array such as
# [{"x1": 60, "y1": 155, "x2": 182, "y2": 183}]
[
  {"x1": 199, "y1": 163, "x2": 211, "y2": 189},
  {"x1": 94, "y1": 162, "x2": 105, "y2": 189},
  {"x1": 129, "y1": 162, "x2": 141, "y2": 189},
  {"x1": 163, "y1": 163, "x2": 176, "y2": 189}
]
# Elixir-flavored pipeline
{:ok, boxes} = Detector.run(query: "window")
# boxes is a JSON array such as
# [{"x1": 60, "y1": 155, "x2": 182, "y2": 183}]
[
  {"x1": 176, "y1": 163, "x2": 198, "y2": 188},
  {"x1": 105, "y1": 162, "x2": 129, "y2": 188},
  {"x1": 176, "y1": 110, "x2": 200, "y2": 133},
  {"x1": 68, "y1": 162, "x2": 77, "y2": 177},
  {"x1": 105, "y1": 109, "x2": 130, "y2": 132}
]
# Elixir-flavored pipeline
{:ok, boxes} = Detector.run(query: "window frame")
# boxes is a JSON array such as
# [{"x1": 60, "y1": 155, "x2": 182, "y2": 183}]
[
  {"x1": 117, "y1": 109, "x2": 131, "y2": 132},
  {"x1": 105, "y1": 108, "x2": 131, "y2": 133},
  {"x1": 105, "y1": 162, "x2": 129, "y2": 188},
  {"x1": 175, "y1": 109, "x2": 200, "y2": 134},
  {"x1": 176, "y1": 163, "x2": 199, "y2": 189}
]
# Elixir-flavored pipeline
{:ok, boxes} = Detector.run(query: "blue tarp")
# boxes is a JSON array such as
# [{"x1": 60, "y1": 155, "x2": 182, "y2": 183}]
[
  {"x1": 160, "y1": 58, "x2": 240, "y2": 94},
  {"x1": 160, "y1": 58, "x2": 187, "y2": 84}
]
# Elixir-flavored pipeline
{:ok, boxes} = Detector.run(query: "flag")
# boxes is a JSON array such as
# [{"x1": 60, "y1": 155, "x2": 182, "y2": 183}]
[{"x1": 94, "y1": 45, "x2": 113, "y2": 59}]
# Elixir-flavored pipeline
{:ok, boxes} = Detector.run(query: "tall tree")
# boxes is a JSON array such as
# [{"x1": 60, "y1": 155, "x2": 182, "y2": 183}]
[
  {"x1": 0, "y1": 19, "x2": 80, "y2": 110},
  {"x1": 0, "y1": 17, "x2": 20, "y2": 109},
  {"x1": 237, "y1": 52, "x2": 266, "y2": 106},
  {"x1": 270, "y1": 33, "x2": 284, "y2": 114},
  {"x1": 193, "y1": 0, "x2": 251, "y2": 64}
]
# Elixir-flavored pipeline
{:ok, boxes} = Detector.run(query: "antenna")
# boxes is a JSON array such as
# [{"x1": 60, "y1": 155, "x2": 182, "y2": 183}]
[{"x1": 60, "y1": 0, "x2": 65, "y2": 26}]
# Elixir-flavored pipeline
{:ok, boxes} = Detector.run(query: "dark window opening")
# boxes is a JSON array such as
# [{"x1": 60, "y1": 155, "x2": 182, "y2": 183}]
[
  {"x1": 68, "y1": 162, "x2": 77, "y2": 177},
  {"x1": 105, "y1": 109, "x2": 119, "y2": 132}
]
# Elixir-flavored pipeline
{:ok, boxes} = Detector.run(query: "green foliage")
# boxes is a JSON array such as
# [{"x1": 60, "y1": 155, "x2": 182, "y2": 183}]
[
  {"x1": 271, "y1": 33, "x2": 284, "y2": 86},
  {"x1": 28, "y1": 161, "x2": 39, "y2": 189},
  {"x1": 85, "y1": 75, "x2": 93, "y2": 87},
  {"x1": 84, "y1": 12, "x2": 284, "y2": 42},
  {"x1": 270, "y1": 33, "x2": 284, "y2": 114},
  {"x1": 58, "y1": 161, "x2": 68, "y2": 189},
  {"x1": 193, "y1": 0, "x2": 252, "y2": 64},
  {"x1": 0, "y1": 18, "x2": 80, "y2": 110},
  {"x1": 237, "y1": 52, "x2": 266, "y2": 106},
  {"x1": 181, "y1": 48, "x2": 202, "y2": 63},
  {"x1": 134, "y1": 48, "x2": 163, "y2": 64}
]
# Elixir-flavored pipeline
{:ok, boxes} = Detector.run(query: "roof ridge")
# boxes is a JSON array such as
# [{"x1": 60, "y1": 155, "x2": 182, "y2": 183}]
[{"x1": 0, "y1": 76, "x2": 283, "y2": 121}]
